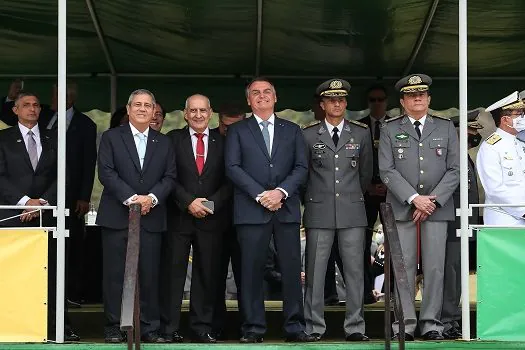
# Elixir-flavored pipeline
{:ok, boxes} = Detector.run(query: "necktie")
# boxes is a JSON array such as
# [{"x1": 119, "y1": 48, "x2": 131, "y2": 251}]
[
  {"x1": 136, "y1": 133, "x2": 146, "y2": 168},
  {"x1": 374, "y1": 120, "x2": 381, "y2": 141},
  {"x1": 27, "y1": 130, "x2": 38, "y2": 171},
  {"x1": 413, "y1": 120, "x2": 422, "y2": 139},
  {"x1": 260, "y1": 120, "x2": 271, "y2": 154},
  {"x1": 195, "y1": 133, "x2": 205, "y2": 175},
  {"x1": 332, "y1": 126, "x2": 339, "y2": 147}
]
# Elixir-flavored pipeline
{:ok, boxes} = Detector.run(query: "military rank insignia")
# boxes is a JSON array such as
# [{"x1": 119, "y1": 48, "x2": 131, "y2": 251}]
[
  {"x1": 486, "y1": 133, "x2": 502, "y2": 145},
  {"x1": 395, "y1": 133, "x2": 409, "y2": 140}
]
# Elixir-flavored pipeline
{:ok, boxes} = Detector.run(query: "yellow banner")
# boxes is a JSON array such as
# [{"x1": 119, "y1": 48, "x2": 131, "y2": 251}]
[{"x1": 0, "y1": 230, "x2": 47, "y2": 342}]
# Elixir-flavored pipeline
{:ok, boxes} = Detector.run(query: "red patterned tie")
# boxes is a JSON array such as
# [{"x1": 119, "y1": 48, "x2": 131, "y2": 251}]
[{"x1": 195, "y1": 133, "x2": 205, "y2": 175}]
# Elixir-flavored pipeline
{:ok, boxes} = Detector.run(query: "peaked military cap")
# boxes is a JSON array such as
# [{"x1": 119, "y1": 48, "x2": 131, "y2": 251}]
[
  {"x1": 395, "y1": 74, "x2": 432, "y2": 93},
  {"x1": 485, "y1": 90, "x2": 525, "y2": 112},
  {"x1": 450, "y1": 110, "x2": 483, "y2": 129},
  {"x1": 316, "y1": 78, "x2": 351, "y2": 97}
]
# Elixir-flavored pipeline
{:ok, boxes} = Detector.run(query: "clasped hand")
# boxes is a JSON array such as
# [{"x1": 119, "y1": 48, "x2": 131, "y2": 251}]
[
  {"x1": 130, "y1": 195, "x2": 153, "y2": 215},
  {"x1": 412, "y1": 195, "x2": 437, "y2": 223},
  {"x1": 188, "y1": 198, "x2": 214, "y2": 219},
  {"x1": 258, "y1": 189, "x2": 283, "y2": 211}
]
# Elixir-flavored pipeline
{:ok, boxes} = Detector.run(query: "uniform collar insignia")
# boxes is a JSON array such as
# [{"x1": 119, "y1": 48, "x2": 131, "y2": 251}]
[{"x1": 318, "y1": 125, "x2": 327, "y2": 134}]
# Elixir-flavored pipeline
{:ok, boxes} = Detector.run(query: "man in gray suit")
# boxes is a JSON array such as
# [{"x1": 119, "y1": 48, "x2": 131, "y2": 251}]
[
  {"x1": 303, "y1": 79, "x2": 373, "y2": 342},
  {"x1": 378, "y1": 74, "x2": 459, "y2": 341}
]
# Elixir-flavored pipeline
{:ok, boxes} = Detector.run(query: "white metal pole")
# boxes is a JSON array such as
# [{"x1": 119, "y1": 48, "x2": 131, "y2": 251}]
[
  {"x1": 459, "y1": 0, "x2": 470, "y2": 341},
  {"x1": 56, "y1": 0, "x2": 67, "y2": 343}
]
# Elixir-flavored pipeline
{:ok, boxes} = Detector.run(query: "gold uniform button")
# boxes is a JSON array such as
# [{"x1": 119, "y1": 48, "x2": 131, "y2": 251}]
[
  {"x1": 419, "y1": 143, "x2": 423, "y2": 147},
  {"x1": 420, "y1": 170, "x2": 424, "y2": 174},
  {"x1": 335, "y1": 154, "x2": 339, "y2": 158},
  {"x1": 336, "y1": 180, "x2": 340, "y2": 184},
  {"x1": 420, "y1": 157, "x2": 424, "y2": 161},
  {"x1": 335, "y1": 167, "x2": 339, "y2": 171},
  {"x1": 419, "y1": 184, "x2": 424, "y2": 188},
  {"x1": 336, "y1": 193, "x2": 340, "y2": 197}
]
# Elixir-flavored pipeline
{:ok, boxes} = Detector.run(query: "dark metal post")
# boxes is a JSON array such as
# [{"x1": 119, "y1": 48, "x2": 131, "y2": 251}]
[{"x1": 120, "y1": 203, "x2": 141, "y2": 350}]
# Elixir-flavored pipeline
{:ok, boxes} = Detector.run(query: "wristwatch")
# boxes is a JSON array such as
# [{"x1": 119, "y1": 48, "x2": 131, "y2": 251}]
[{"x1": 148, "y1": 194, "x2": 158, "y2": 207}]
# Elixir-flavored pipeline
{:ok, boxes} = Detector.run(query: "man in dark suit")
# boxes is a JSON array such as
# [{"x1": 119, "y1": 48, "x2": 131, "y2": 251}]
[
  {"x1": 97, "y1": 89, "x2": 176, "y2": 343},
  {"x1": 0, "y1": 92, "x2": 80, "y2": 341},
  {"x1": 160, "y1": 94, "x2": 232, "y2": 343},
  {"x1": 359, "y1": 84, "x2": 390, "y2": 304},
  {"x1": 42, "y1": 82, "x2": 97, "y2": 304},
  {"x1": 0, "y1": 79, "x2": 23, "y2": 126},
  {"x1": 211, "y1": 104, "x2": 245, "y2": 340},
  {"x1": 225, "y1": 77, "x2": 313, "y2": 343}
]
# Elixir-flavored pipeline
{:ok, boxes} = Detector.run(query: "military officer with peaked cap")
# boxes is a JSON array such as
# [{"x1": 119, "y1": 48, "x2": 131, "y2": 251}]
[
  {"x1": 441, "y1": 110, "x2": 482, "y2": 339},
  {"x1": 476, "y1": 90, "x2": 525, "y2": 226},
  {"x1": 378, "y1": 74, "x2": 459, "y2": 340},
  {"x1": 302, "y1": 78, "x2": 373, "y2": 341}
]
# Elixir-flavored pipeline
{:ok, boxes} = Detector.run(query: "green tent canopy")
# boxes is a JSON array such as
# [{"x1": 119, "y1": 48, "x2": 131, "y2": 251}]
[{"x1": 0, "y1": 0, "x2": 524, "y2": 111}]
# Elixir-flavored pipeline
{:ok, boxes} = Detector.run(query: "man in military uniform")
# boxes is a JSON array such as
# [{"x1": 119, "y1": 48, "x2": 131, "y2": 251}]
[
  {"x1": 477, "y1": 91, "x2": 525, "y2": 226},
  {"x1": 441, "y1": 111, "x2": 482, "y2": 339},
  {"x1": 303, "y1": 79, "x2": 373, "y2": 341},
  {"x1": 378, "y1": 74, "x2": 459, "y2": 340}
]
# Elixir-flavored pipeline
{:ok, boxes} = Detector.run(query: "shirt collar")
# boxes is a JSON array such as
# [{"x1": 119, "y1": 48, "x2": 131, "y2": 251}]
[
  {"x1": 408, "y1": 115, "x2": 427, "y2": 126},
  {"x1": 498, "y1": 127, "x2": 517, "y2": 140},
  {"x1": 371, "y1": 115, "x2": 386, "y2": 123},
  {"x1": 189, "y1": 126, "x2": 209, "y2": 137},
  {"x1": 66, "y1": 107, "x2": 74, "y2": 122},
  {"x1": 129, "y1": 122, "x2": 150, "y2": 137},
  {"x1": 324, "y1": 119, "x2": 345, "y2": 134},
  {"x1": 18, "y1": 122, "x2": 40, "y2": 138},
  {"x1": 253, "y1": 113, "x2": 275, "y2": 125}
]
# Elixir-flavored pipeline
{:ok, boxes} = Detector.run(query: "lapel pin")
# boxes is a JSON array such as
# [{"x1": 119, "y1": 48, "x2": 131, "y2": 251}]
[{"x1": 16, "y1": 139, "x2": 22, "y2": 143}]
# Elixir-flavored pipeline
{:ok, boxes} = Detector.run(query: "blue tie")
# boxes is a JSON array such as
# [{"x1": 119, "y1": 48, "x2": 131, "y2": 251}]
[
  {"x1": 136, "y1": 133, "x2": 147, "y2": 168},
  {"x1": 260, "y1": 120, "x2": 271, "y2": 155}
]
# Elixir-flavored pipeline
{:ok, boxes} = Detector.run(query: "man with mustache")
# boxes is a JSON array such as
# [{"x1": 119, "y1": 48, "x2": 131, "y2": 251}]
[{"x1": 379, "y1": 74, "x2": 459, "y2": 341}]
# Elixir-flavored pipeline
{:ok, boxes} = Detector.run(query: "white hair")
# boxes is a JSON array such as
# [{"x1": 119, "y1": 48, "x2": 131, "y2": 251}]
[{"x1": 184, "y1": 94, "x2": 211, "y2": 109}]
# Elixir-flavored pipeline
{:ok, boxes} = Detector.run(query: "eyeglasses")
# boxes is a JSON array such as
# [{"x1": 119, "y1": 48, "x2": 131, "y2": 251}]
[{"x1": 369, "y1": 97, "x2": 386, "y2": 103}]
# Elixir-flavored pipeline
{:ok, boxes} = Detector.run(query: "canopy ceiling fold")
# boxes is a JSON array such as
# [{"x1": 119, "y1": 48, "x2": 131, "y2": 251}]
[{"x1": 0, "y1": 0, "x2": 524, "y2": 111}]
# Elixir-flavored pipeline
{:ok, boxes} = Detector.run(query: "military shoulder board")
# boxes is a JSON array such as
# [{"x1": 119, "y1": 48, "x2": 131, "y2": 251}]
[
  {"x1": 485, "y1": 133, "x2": 502, "y2": 145},
  {"x1": 431, "y1": 114, "x2": 450, "y2": 121},
  {"x1": 348, "y1": 119, "x2": 368, "y2": 129},
  {"x1": 386, "y1": 115, "x2": 403, "y2": 123},
  {"x1": 302, "y1": 120, "x2": 320, "y2": 129}
]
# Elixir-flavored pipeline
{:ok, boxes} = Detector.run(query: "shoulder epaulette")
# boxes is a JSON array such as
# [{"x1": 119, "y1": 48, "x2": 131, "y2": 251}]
[
  {"x1": 486, "y1": 133, "x2": 502, "y2": 145},
  {"x1": 348, "y1": 119, "x2": 368, "y2": 129},
  {"x1": 302, "y1": 120, "x2": 320, "y2": 129},
  {"x1": 386, "y1": 115, "x2": 403, "y2": 123},
  {"x1": 431, "y1": 114, "x2": 450, "y2": 121}
]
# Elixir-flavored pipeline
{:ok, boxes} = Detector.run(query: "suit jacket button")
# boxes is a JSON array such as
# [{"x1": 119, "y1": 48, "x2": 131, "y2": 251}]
[
  {"x1": 139, "y1": 179, "x2": 144, "y2": 184},
  {"x1": 198, "y1": 180, "x2": 202, "y2": 184}
]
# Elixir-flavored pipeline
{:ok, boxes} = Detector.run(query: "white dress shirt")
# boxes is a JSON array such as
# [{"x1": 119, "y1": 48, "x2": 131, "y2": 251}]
[
  {"x1": 17, "y1": 123, "x2": 45, "y2": 206},
  {"x1": 189, "y1": 127, "x2": 209, "y2": 161},
  {"x1": 325, "y1": 118, "x2": 345, "y2": 138},
  {"x1": 407, "y1": 115, "x2": 427, "y2": 204},
  {"x1": 253, "y1": 114, "x2": 275, "y2": 154},
  {"x1": 47, "y1": 106, "x2": 75, "y2": 130},
  {"x1": 251, "y1": 114, "x2": 289, "y2": 201},
  {"x1": 123, "y1": 123, "x2": 158, "y2": 207}
]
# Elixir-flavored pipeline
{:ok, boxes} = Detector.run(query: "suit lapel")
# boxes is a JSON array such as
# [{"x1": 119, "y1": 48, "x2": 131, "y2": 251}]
[
  {"x1": 399, "y1": 116, "x2": 420, "y2": 141},
  {"x1": 420, "y1": 116, "x2": 437, "y2": 141},
  {"x1": 202, "y1": 131, "x2": 217, "y2": 176},
  {"x1": 142, "y1": 129, "x2": 158, "y2": 171},
  {"x1": 35, "y1": 131, "x2": 52, "y2": 173},
  {"x1": 271, "y1": 117, "x2": 284, "y2": 159},
  {"x1": 336, "y1": 121, "x2": 352, "y2": 152},
  {"x1": 247, "y1": 116, "x2": 271, "y2": 160},
  {"x1": 11, "y1": 127, "x2": 34, "y2": 171},
  {"x1": 120, "y1": 125, "x2": 142, "y2": 172},
  {"x1": 318, "y1": 121, "x2": 336, "y2": 152}
]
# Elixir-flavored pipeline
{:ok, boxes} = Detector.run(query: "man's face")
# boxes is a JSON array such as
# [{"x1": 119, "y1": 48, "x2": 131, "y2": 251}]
[
  {"x1": 13, "y1": 95, "x2": 41, "y2": 125},
  {"x1": 8, "y1": 80, "x2": 23, "y2": 100},
  {"x1": 247, "y1": 81, "x2": 277, "y2": 112},
  {"x1": 400, "y1": 92, "x2": 431, "y2": 115},
  {"x1": 51, "y1": 85, "x2": 75, "y2": 110},
  {"x1": 320, "y1": 96, "x2": 347, "y2": 119},
  {"x1": 150, "y1": 104, "x2": 165, "y2": 131},
  {"x1": 368, "y1": 89, "x2": 387, "y2": 117},
  {"x1": 184, "y1": 96, "x2": 212, "y2": 133},
  {"x1": 311, "y1": 99, "x2": 325, "y2": 121},
  {"x1": 126, "y1": 93, "x2": 155, "y2": 130},
  {"x1": 218, "y1": 114, "x2": 244, "y2": 136}
]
